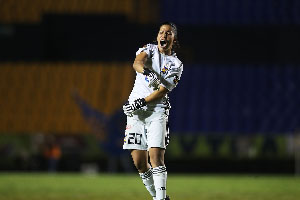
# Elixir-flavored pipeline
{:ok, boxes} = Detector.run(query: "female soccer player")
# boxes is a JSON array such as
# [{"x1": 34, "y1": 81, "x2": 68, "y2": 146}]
[{"x1": 123, "y1": 22, "x2": 183, "y2": 200}]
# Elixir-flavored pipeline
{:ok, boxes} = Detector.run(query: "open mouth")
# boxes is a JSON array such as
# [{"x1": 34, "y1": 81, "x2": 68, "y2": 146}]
[{"x1": 160, "y1": 40, "x2": 167, "y2": 48}]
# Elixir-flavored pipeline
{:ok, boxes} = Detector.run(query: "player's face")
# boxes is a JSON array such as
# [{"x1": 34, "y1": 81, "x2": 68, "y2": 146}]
[{"x1": 157, "y1": 25, "x2": 175, "y2": 55}]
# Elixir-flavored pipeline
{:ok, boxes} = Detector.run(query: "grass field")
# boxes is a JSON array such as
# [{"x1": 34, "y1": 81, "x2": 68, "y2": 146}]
[{"x1": 0, "y1": 173, "x2": 299, "y2": 200}]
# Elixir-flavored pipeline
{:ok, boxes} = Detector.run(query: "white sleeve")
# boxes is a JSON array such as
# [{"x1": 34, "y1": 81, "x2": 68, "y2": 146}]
[
  {"x1": 135, "y1": 43, "x2": 155, "y2": 58},
  {"x1": 160, "y1": 62, "x2": 183, "y2": 92}
]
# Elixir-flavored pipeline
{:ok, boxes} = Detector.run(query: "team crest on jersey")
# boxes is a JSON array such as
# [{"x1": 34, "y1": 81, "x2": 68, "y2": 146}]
[
  {"x1": 161, "y1": 62, "x2": 174, "y2": 74},
  {"x1": 161, "y1": 65, "x2": 169, "y2": 74}
]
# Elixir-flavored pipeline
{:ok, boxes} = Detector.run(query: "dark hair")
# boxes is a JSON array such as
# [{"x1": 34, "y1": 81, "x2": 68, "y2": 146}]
[{"x1": 154, "y1": 22, "x2": 180, "y2": 53}]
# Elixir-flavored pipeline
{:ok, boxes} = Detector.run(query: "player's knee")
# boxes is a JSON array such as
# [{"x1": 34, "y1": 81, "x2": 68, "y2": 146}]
[
  {"x1": 149, "y1": 148, "x2": 165, "y2": 167},
  {"x1": 150, "y1": 158, "x2": 164, "y2": 168},
  {"x1": 133, "y1": 160, "x2": 148, "y2": 172},
  {"x1": 149, "y1": 155, "x2": 164, "y2": 168}
]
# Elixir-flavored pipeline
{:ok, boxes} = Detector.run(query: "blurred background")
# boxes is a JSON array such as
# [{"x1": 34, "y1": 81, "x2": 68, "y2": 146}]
[{"x1": 0, "y1": 0, "x2": 300, "y2": 175}]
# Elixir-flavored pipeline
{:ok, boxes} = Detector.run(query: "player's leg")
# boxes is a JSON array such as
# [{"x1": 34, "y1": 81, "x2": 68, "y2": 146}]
[
  {"x1": 149, "y1": 148, "x2": 167, "y2": 200},
  {"x1": 149, "y1": 147, "x2": 165, "y2": 168},
  {"x1": 131, "y1": 149, "x2": 156, "y2": 199},
  {"x1": 123, "y1": 116, "x2": 156, "y2": 199},
  {"x1": 147, "y1": 113, "x2": 169, "y2": 200},
  {"x1": 131, "y1": 149, "x2": 150, "y2": 173}
]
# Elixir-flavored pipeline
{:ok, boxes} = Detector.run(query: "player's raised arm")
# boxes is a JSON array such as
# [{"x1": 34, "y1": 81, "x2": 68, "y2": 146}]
[
  {"x1": 133, "y1": 48, "x2": 160, "y2": 90},
  {"x1": 133, "y1": 51, "x2": 148, "y2": 74}
]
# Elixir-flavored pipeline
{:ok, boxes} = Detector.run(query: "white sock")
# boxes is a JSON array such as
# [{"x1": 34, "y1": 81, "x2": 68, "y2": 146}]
[
  {"x1": 139, "y1": 168, "x2": 156, "y2": 198},
  {"x1": 152, "y1": 166, "x2": 167, "y2": 200}
]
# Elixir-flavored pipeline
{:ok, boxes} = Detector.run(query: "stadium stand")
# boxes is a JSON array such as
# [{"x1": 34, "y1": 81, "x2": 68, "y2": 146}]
[
  {"x1": 0, "y1": 0, "x2": 299, "y2": 173},
  {"x1": 0, "y1": 62, "x2": 134, "y2": 134},
  {"x1": 169, "y1": 64, "x2": 300, "y2": 134},
  {"x1": 0, "y1": 0, "x2": 157, "y2": 24},
  {"x1": 161, "y1": 0, "x2": 300, "y2": 25}
]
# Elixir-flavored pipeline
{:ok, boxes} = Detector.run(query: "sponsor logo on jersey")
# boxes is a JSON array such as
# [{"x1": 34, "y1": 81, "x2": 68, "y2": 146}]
[
  {"x1": 145, "y1": 76, "x2": 150, "y2": 82},
  {"x1": 173, "y1": 75, "x2": 179, "y2": 84},
  {"x1": 126, "y1": 125, "x2": 132, "y2": 130}
]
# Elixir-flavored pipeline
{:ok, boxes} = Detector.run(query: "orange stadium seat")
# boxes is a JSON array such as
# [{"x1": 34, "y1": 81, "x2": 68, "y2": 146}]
[
  {"x1": 0, "y1": 0, "x2": 155, "y2": 23},
  {"x1": 0, "y1": 62, "x2": 134, "y2": 134}
]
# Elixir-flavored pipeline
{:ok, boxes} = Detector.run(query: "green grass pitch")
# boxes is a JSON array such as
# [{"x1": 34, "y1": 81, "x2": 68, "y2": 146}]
[{"x1": 0, "y1": 173, "x2": 299, "y2": 200}]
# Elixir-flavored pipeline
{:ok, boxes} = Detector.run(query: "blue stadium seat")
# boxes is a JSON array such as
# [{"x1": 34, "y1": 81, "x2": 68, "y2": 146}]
[{"x1": 169, "y1": 64, "x2": 300, "y2": 135}]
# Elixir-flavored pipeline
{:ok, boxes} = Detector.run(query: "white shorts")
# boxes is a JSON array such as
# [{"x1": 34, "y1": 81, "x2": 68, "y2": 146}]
[{"x1": 123, "y1": 110, "x2": 170, "y2": 151}]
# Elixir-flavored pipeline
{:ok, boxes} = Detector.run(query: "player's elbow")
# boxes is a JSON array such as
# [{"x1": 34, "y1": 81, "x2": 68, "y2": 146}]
[
  {"x1": 133, "y1": 60, "x2": 144, "y2": 73},
  {"x1": 158, "y1": 86, "x2": 169, "y2": 96},
  {"x1": 155, "y1": 87, "x2": 168, "y2": 100},
  {"x1": 132, "y1": 61, "x2": 139, "y2": 70}
]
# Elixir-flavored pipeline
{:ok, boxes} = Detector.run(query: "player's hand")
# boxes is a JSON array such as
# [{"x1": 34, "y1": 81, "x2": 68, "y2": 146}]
[
  {"x1": 123, "y1": 98, "x2": 146, "y2": 116},
  {"x1": 147, "y1": 72, "x2": 160, "y2": 90},
  {"x1": 143, "y1": 68, "x2": 160, "y2": 90},
  {"x1": 123, "y1": 103, "x2": 133, "y2": 116}
]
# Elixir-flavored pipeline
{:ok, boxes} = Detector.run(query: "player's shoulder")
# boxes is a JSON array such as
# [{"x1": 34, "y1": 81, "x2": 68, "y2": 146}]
[
  {"x1": 142, "y1": 43, "x2": 158, "y2": 51},
  {"x1": 137, "y1": 43, "x2": 158, "y2": 57},
  {"x1": 136, "y1": 43, "x2": 157, "y2": 56},
  {"x1": 170, "y1": 54, "x2": 183, "y2": 69}
]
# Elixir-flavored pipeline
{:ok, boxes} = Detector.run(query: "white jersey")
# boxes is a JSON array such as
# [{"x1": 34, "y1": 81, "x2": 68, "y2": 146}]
[{"x1": 128, "y1": 44, "x2": 183, "y2": 112}]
